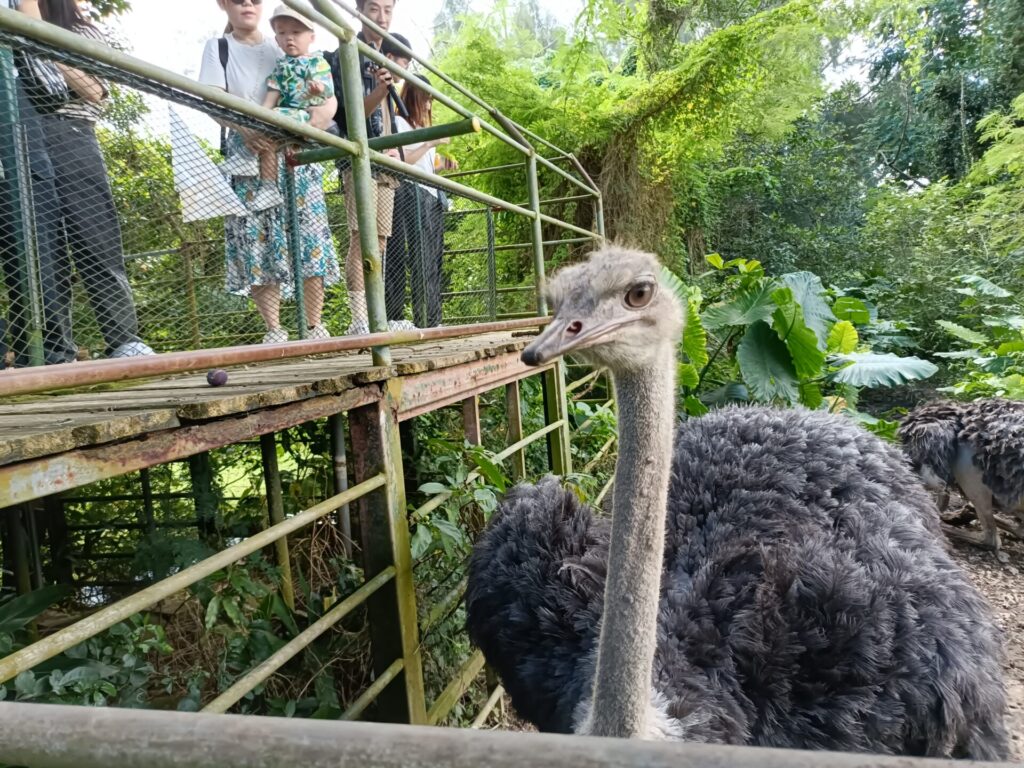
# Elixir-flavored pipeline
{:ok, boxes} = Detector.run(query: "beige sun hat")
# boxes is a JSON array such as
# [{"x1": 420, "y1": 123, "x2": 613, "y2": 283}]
[{"x1": 268, "y1": 5, "x2": 315, "y2": 30}]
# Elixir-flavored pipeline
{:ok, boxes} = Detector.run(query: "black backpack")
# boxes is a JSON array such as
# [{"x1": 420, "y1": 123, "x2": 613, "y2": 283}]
[{"x1": 218, "y1": 37, "x2": 229, "y2": 155}]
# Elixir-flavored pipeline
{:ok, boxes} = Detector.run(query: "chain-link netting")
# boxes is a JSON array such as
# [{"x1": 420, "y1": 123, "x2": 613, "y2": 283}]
[{"x1": 0, "y1": 27, "x2": 542, "y2": 369}]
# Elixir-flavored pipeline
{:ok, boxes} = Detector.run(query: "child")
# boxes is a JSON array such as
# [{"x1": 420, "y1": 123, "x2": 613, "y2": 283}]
[{"x1": 220, "y1": 5, "x2": 334, "y2": 212}]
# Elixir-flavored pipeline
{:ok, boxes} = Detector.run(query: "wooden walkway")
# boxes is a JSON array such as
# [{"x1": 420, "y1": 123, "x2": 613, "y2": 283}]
[{"x1": 0, "y1": 331, "x2": 545, "y2": 507}]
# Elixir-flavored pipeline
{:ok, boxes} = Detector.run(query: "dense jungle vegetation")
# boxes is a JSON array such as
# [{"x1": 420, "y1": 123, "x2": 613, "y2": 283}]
[{"x1": 1, "y1": 0, "x2": 1022, "y2": 723}]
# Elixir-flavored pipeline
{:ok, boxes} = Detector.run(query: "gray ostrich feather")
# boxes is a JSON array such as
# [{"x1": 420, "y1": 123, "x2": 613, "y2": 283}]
[{"x1": 466, "y1": 246, "x2": 1009, "y2": 759}]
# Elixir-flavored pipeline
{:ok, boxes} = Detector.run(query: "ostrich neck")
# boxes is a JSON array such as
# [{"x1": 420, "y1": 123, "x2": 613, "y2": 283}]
[{"x1": 588, "y1": 344, "x2": 677, "y2": 737}]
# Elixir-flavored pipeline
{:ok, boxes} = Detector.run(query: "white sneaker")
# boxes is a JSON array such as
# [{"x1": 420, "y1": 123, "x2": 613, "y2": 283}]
[
  {"x1": 307, "y1": 323, "x2": 330, "y2": 340},
  {"x1": 250, "y1": 183, "x2": 284, "y2": 212},
  {"x1": 220, "y1": 152, "x2": 259, "y2": 178},
  {"x1": 387, "y1": 320, "x2": 418, "y2": 332},
  {"x1": 110, "y1": 341, "x2": 155, "y2": 358},
  {"x1": 345, "y1": 320, "x2": 369, "y2": 336},
  {"x1": 262, "y1": 328, "x2": 289, "y2": 344}
]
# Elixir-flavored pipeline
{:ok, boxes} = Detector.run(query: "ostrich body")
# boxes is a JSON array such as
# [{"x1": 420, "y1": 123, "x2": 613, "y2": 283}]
[
  {"x1": 899, "y1": 397, "x2": 1024, "y2": 550},
  {"x1": 466, "y1": 247, "x2": 1009, "y2": 758}
]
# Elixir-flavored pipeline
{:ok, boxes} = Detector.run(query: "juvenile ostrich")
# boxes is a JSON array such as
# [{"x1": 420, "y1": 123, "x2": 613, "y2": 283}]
[
  {"x1": 899, "y1": 397, "x2": 1024, "y2": 551},
  {"x1": 466, "y1": 247, "x2": 1009, "y2": 758}
]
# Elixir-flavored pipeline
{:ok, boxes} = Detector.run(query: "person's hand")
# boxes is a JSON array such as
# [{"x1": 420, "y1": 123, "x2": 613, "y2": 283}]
[
  {"x1": 307, "y1": 79, "x2": 325, "y2": 96},
  {"x1": 373, "y1": 66, "x2": 394, "y2": 90},
  {"x1": 239, "y1": 127, "x2": 277, "y2": 154},
  {"x1": 385, "y1": 148, "x2": 400, "y2": 159}
]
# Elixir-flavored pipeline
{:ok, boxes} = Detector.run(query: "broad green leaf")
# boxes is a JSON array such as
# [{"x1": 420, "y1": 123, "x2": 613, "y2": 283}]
[
  {"x1": 737, "y1": 321, "x2": 799, "y2": 403},
  {"x1": 684, "y1": 396, "x2": 709, "y2": 416},
  {"x1": 996, "y1": 340, "x2": 1024, "y2": 356},
  {"x1": 678, "y1": 363, "x2": 699, "y2": 390},
  {"x1": 771, "y1": 287, "x2": 825, "y2": 378},
  {"x1": 659, "y1": 265, "x2": 688, "y2": 306},
  {"x1": 830, "y1": 353, "x2": 938, "y2": 388},
  {"x1": 780, "y1": 272, "x2": 835, "y2": 346},
  {"x1": 0, "y1": 585, "x2": 69, "y2": 636},
  {"x1": 204, "y1": 595, "x2": 221, "y2": 630},
  {"x1": 958, "y1": 274, "x2": 1012, "y2": 298},
  {"x1": 683, "y1": 299, "x2": 708, "y2": 368},
  {"x1": 410, "y1": 526, "x2": 433, "y2": 561},
  {"x1": 706, "y1": 253, "x2": 724, "y2": 269},
  {"x1": 799, "y1": 382, "x2": 823, "y2": 409},
  {"x1": 832, "y1": 297, "x2": 870, "y2": 325},
  {"x1": 418, "y1": 482, "x2": 448, "y2": 495},
  {"x1": 936, "y1": 320, "x2": 988, "y2": 346},
  {"x1": 222, "y1": 597, "x2": 245, "y2": 627},
  {"x1": 827, "y1": 320, "x2": 859, "y2": 354},
  {"x1": 703, "y1": 281, "x2": 777, "y2": 330},
  {"x1": 468, "y1": 450, "x2": 508, "y2": 492}
]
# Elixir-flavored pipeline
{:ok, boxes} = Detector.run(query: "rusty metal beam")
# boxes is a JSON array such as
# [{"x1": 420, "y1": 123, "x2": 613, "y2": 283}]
[
  {"x1": 0, "y1": 387, "x2": 381, "y2": 508},
  {"x1": 0, "y1": 702, "x2": 1012, "y2": 768},
  {"x1": 0, "y1": 318, "x2": 548, "y2": 399},
  {"x1": 397, "y1": 353, "x2": 553, "y2": 422}
]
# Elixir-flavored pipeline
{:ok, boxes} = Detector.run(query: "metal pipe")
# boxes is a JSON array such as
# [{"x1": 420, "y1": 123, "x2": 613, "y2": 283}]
[
  {"x1": 445, "y1": 236, "x2": 593, "y2": 257},
  {"x1": 470, "y1": 684, "x2": 504, "y2": 729},
  {"x1": 203, "y1": 566, "x2": 397, "y2": 714},
  {"x1": 260, "y1": 433, "x2": 296, "y2": 611},
  {"x1": 442, "y1": 161, "x2": 525, "y2": 179},
  {"x1": 0, "y1": 316, "x2": 549, "y2": 398},
  {"x1": 340, "y1": 657, "x2": 404, "y2": 721},
  {"x1": 324, "y1": 3, "x2": 390, "y2": 365},
  {"x1": 0, "y1": 474, "x2": 386, "y2": 684},
  {"x1": 328, "y1": 413, "x2": 353, "y2": 558},
  {"x1": 284, "y1": 168, "x2": 308, "y2": 339},
  {"x1": 535, "y1": 154, "x2": 598, "y2": 195},
  {"x1": 292, "y1": 118, "x2": 481, "y2": 165},
  {"x1": 486, "y1": 209, "x2": 497, "y2": 321},
  {"x1": 582, "y1": 436, "x2": 616, "y2": 475},
  {"x1": 420, "y1": 577, "x2": 467, "y2": 634},
  {"x1": 2, "y1": 703, "x2": 1015, "y2": 768},
  {"x1": 426, "y1": 649, "x2": 486, "y2": 726},
  {"x1": 0, "y1": 8, "x2": 361, "y2": 160},
  {"x1": 527, "y1": 154, "x2": 547, "y2": 315}
]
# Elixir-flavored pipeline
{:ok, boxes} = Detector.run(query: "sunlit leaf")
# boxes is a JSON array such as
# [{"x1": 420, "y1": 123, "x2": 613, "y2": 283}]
[
  {"x1": 780, "y1": 272, "x2": 835, "y2": 345},
  {"x1": 827, "y1": 320, "x2": 858, "y2": 354},
  {"x1": 771, "y1": 287, "x2": 825, "y2": 378},
  {"x1": 937, "y1": 320, "x2": 988, "y2": 346},
  {"x1": 832, "y1": 297, "x2": 870, "y2": 325},
  {"x1": 830, "y1": 353, "x2": 938, "y2": 387}
]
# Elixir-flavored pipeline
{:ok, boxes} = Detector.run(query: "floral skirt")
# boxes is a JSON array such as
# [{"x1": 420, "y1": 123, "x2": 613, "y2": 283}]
[{"x1": 223, "y1": 131, "x2": 341, "y2": 297}]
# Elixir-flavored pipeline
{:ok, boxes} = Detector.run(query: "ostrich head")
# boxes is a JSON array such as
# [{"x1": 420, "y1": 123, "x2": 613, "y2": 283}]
[{"x1": 522, "y1": 247, "x2": 684, "y2": 372}]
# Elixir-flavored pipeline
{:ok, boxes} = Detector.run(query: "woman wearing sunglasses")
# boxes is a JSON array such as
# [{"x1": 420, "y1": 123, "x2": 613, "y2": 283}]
[{"x1": 198, "y1": 0, "x2": 341, "y2": 344}]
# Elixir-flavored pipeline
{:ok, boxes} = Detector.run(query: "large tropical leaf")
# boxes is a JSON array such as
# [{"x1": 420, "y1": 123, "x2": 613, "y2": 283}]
[
  {"x1": 937, "y1": 320, "x2": 988, "y2": 346},
  {"x1": 771, "y1": 287, "x2": 825, "y2": 378},
  {"x1": 703, "y1": 281, "x2": 777, "y2": 330},
  {"x1": 737, "y1": 321, "x2": 799, "y2": 402},
  {"x1": 678, "y1": 362, "x2": 700, "y2": 389},
  {"x1": 799, "y1": 381, "x2": 824, "y2": 409},
  {"x1": 780, "y1": 272, "x2": 835, "y2": 345},
  {"x1": 958, "y1": 274, "x2": 1012, "y2": 298},
  {"x1": 683, "y1": 299, "x2": 708, "y2": 368},
  {"x1": 830, "y1": 353, "x2": 939, "y2": 388},
  {"x1": 0, "y1": 585, "x2": 70, "y2": 636},
  {"x1": 827, "y1": 320, "x2": 859, "y2": 354},
  {"x1": 832, "y1": 297, "x2": 870, "y2": 325}
]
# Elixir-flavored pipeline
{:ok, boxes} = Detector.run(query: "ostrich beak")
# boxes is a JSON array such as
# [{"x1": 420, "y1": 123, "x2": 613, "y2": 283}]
[{"x1": 522, "y1": 316, "x2": 634, "y2": 366}]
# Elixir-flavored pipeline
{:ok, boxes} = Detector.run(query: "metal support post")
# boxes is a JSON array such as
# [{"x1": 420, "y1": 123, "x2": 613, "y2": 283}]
[
  {"x1": 329, "y1": 12, "x2": 390, "y2": 366},
  {"x1": 595, "y1": 194, "x2": 606, "y2": 242},
  {"x1": 526, "y1": 153, "x2": 547, "y2": 315},
  {"x1": 485, "y1": 209, "x2": 497, "y2": 320},
  {"x1": 260, "y1": 433, "x2": 296, "y2": 611},
  {"x1": 504, "y1": 381, "x2": 526, "y2": 481},
  {"x1": 328, "y1": 413, "x2": 353, "y2": 559},
  {"x1": 0, "y1": 49, "x2": 43, "y2": 366},
  {"x1": 187, "y1": 453, "x2": 218, "y2": 545},
  {"x1": 285, "y1": 167, "x2": 308, "y2": 339},
  {"x1": 462, "y1": 395, "x2": 482, "y2": 447},
  {"x1": 348, "y1": 383, "x2": 426, "y2": 724}
]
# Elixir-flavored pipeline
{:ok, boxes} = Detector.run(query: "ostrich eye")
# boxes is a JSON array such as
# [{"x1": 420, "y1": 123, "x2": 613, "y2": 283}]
[{"x1": 624, "y1": 282, "x2": 655, "y2": 309}]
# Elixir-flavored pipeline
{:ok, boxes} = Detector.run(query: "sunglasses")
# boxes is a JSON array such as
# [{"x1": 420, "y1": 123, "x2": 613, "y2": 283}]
[{"x1": 228, "y1": 0, "x2": 263, "y2": 5}]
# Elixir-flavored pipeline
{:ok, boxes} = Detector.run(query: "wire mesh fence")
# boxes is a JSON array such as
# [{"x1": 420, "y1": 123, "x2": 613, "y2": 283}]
[{"x1": 0, "y1": 22, "x2": 544, "y2": 369}]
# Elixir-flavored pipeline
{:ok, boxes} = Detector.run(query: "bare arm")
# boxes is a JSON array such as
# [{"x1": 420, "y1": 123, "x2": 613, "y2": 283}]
[
  {"x1": 402, "y1": 138, "x2": 445, "y2": 167},
  {"x1": 55, "y1": 63, "x2": 105, "y2": 103},
  {"x1": 15, "y1": 0, "x2": 42, "y2": 18},
  {"x1": 309, "y1": 96, "x2": 337, "y2": 131}
]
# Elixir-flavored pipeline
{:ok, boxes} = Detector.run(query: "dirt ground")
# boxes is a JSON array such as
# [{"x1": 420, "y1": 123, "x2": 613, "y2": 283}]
[{"x1": 948, "y1": 530, "x2": 1024, "y2": 759}]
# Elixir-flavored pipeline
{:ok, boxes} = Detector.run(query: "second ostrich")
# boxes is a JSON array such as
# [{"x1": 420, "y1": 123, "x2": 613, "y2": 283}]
[
  {"x1": 899, "y1": 397, "x2": 1024, "y2": 550},
  {"x1": 466, "y1": 246, "x2": 1009, "y2": 758}
]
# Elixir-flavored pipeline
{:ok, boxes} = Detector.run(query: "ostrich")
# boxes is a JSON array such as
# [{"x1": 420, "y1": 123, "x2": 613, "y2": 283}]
[
  {"x1": 466, "y1": 247, "x2": 1009, "y2": 758},
  {"x1": 899, "y1": 397, "x2": 1024, "y2": 551}
]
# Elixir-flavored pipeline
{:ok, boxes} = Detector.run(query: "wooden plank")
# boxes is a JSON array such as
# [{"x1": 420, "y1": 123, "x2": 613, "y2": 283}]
[
  {"x1": 0, "y1": 387, "x2": 382, "y2": 507},
  {"x1": 0, "y1": 410, "x2": 181, "y2": 467},
  {"x1": 397, "y1": 351, "x2": 553, "y2": 422}
]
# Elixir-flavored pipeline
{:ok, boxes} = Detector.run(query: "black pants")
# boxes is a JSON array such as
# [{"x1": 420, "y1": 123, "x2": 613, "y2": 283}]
[
  {"x1": 384, "y1": 182, "x2": 444, "y2": 327},
  {"x1": 42, "y1": 116, "x2": 141, "y2": 356},
  {"x1": 0, "y1": 84, "x2": 69, "y2": 366}
]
